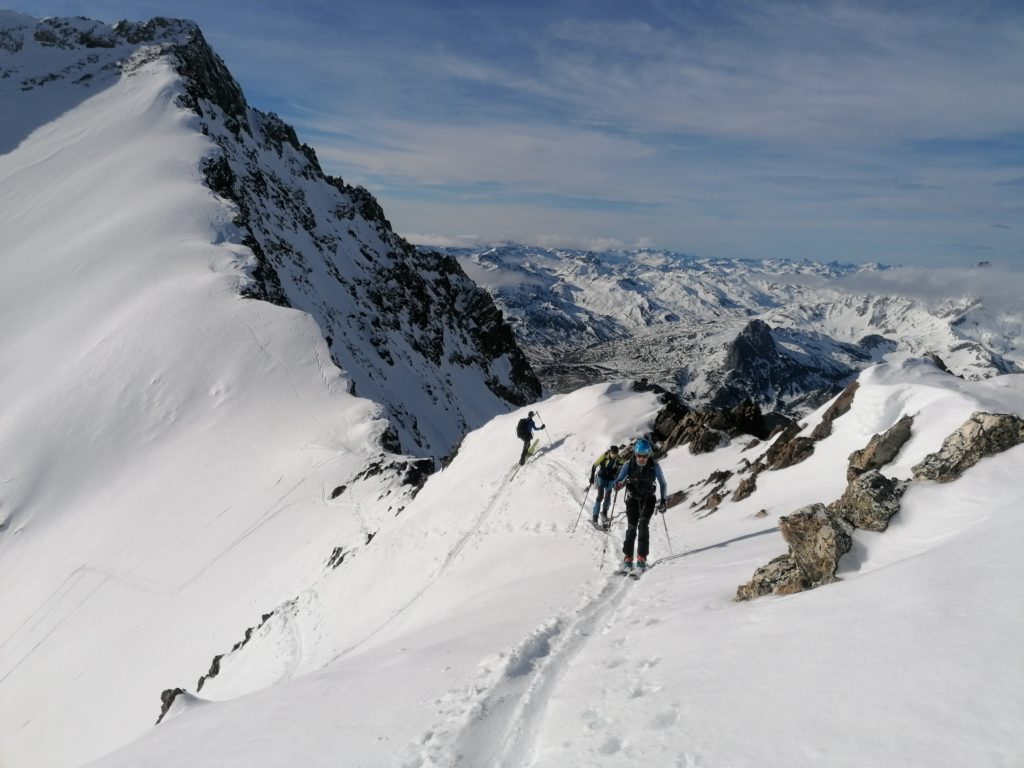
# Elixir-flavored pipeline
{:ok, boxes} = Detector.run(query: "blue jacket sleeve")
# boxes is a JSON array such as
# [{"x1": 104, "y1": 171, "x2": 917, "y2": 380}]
[
  {"x1": 655, "y1": 464, "x2": 667, "y2": 501},
  {"x1": 614, "y1": 462, "x2": 629, "y2": 485}
]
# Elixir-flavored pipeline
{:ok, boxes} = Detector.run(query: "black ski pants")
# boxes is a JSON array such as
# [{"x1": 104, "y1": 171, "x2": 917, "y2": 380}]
[
  {"x1": 623, "y1": 492, "x2": 656, "y2": 559},
  {"x1": 519, "y1": 435, "x2": 533, "y2": 465}
]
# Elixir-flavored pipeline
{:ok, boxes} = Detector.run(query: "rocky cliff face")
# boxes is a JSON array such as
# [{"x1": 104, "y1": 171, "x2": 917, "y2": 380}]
[
  {"x1": 173, "y1": 26, "x2": 541, "y2": 458},
  {"x1": 709, "y1": 319, "x2": 875, "y2": 412}
]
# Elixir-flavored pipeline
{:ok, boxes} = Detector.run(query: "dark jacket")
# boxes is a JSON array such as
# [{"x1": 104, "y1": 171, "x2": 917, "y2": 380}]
[{"x1": 614, "y1": 457, "x2": 667, "y2": 501}]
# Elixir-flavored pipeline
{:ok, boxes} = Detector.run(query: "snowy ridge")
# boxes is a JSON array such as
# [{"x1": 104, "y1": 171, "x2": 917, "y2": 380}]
[
  {"x1": 0, "y1": 13, "x2": 524, "y2": 767},
  {"x1": 446, "y1": 244, "x2": 1022, "y2": 412},
  {"x1": 1, "y1": 12, "x2": 1022, "y2": 768},
  {"x1": 81, "y1": 363, "x2": 1024, "y2": 768}
]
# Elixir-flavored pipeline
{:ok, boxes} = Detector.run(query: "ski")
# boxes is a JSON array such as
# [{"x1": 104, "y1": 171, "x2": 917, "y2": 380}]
[
  {"x1": 509, "y1": 439, "x2": 541, "y2": 479},
  {"x1": 629, "y1": 564, "x2": 652, "y2": 579}
]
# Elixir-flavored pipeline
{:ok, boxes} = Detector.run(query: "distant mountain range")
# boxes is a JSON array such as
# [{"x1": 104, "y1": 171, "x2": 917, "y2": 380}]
[{"x1": 440, "y1": 244, "x2": 1022, "y2": 414}]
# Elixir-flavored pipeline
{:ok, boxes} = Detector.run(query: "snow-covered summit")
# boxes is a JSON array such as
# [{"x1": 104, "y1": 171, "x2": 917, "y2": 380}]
[{"x1": 1, "y1": 13, "x2": 541, "y2": 460}]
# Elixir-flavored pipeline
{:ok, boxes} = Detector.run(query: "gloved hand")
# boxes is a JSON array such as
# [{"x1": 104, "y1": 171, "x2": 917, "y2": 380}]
[
  {"x1": 615, "y1": 482, "x2": 624, "y2": 491},
  {"x1": 657, "y1": 499, "x2": 667, "y2": 514}
]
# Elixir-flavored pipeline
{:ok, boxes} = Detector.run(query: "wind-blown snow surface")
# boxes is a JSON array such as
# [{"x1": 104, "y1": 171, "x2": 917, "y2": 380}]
[
  {"x1": 78, "y1": 363, "x2": 1023, "y2": 768},
  {"x1": 0, "y1": 21, "x2": 413, "y2": 768}
]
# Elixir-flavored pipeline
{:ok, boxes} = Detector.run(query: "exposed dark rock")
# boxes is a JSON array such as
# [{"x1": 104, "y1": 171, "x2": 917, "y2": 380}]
[
  {"x1": 724, "y1": 319, "x2": 777, "y2": 371},
  {"x1": 778, "y1": 503, "x2": 853, "y2": 587},
  {"x1": 767, "y1": 435, "x2": 816, "y2": 470},
  {"x1": 810, "y1": 381, "x2": 859, "y2": 440},
  {"x1": 156, "y1": 687, "x2": 188, "y2": 725},
  {"x1": 193, "y1": 610, "x2": 275, "y2": 693},
  {"x1": 924, "y1": 351, "x2": 953, "y2": 375},
  {"x1": 828, "y1": 470, "x2": 907, "y2": 532},
  {"x1": 651, "y1": 388, "x2": 778, "y2": 457},
  {"x1": 710, "y1": 319, "x2": 866, "y2": 413},
  {"x1": 400, "y1": 458, "x2": 435, "y2": 496},
  {"x1": 731, "y1": 475, "x2": 758, "y2": 502},
  {"x1": 327, "y1": 547, "x2": 346, "y2": 569},
  {"x1": 703, "y1": 490, "x2": 725, "y2": 511},
  {"x1": 330, "y1": 485, "x2": 346, "y2": 499},
  {"x1": 859, "y1": 333, "x2": 897, "y2": 352},
  {"x1": 847, "y1": 415, "x2": 914, "y2": 480},
  {"x1": 727, "y1": 399, "x2": 771, "y2": 439},
  {"x1": 912, "y1": 412, "x2": 1024, "y2": 483}
]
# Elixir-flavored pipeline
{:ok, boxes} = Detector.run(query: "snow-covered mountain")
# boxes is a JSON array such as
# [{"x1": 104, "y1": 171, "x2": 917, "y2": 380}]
[
  {"x1": 2, "y1": 13, "x2": 1022, "y2": 768},
  {"x1": 0, "y1": 12, "x2": 532, "y2": 767},
  {"x1": 1, "y1": 12, "x2": 538, "y2": 462},
  {"x1": 447, "y1": 244, "x2": 1022, "y2": 413}
]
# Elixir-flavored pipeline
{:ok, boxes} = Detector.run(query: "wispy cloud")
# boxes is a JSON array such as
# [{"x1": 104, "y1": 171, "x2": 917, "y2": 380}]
[{"x1": 12, "y1": 0, "x2": 1024, "y2": 266}]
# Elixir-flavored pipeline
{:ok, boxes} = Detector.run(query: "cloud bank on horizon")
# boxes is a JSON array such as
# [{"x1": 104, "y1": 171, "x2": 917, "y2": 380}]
[{"x1": 8, "y1": 0, "x2": 1024, "y2": 267}]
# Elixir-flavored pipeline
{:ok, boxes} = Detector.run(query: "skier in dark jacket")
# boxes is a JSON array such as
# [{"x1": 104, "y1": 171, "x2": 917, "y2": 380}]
[
  {"x1": 613, "y1": 438, "x2": 667, "y2": 572},
  {"x1": 515, "y1": 411, "x2": 544, "y2": 466},
  {"x1": 588, "y1": 444, "x2": 621, "y2": 529}
]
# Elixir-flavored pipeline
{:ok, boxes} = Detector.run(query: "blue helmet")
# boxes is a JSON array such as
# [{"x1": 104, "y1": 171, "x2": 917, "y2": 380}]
[{"x1": 634, "y1": 438, "x2": 653, "y2": 456}]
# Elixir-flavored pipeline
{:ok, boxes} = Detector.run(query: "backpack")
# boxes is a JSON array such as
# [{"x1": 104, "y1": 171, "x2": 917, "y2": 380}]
[
  {"x1": 597, "y1": 452, "x2": 620, "y2": 480},
  {"x1": 516, "y1": 417, "x2": 531, "y2": 439}
]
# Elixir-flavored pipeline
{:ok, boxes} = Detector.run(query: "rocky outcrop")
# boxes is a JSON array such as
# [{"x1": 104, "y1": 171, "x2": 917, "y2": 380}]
[
  {"x1": 912, "y1": 412, "x2": 1024, "y2": 483},
  {"x1": 828, "y1": 470, "x2": 906, "y2": 532},
  {"x1": 779, "y1": 504, "x2": 853, "y2": 585},
  {"x1": 731, "y1": 475, "x2": 758, "y2": 502},
  {"x1": 650, "y1": 385, "x2": 784, "y2": 457},
  {"x1": 735, "y1": 503, "x2": 852, "y2": 601},
  {"x1": 156, "y1": 687, "x2": 188, "y2": 725},
  {"x1": 810, "y1": 381, "x2": 859, "y2": 440},
  {"x1": 847, "y1": 415, "x2": 914, "y2": 480},
  {"x1": 735, "y1": 554, "x2": 807, "y2": 601},
  {"x1": 737, "y1": 409, "x2": 1024, "y2": 601}
]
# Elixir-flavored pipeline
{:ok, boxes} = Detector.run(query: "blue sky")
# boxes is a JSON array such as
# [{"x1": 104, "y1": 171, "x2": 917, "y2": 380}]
[{"x1": 9, "y1": 0, "x2": 1024, "y2": 266}]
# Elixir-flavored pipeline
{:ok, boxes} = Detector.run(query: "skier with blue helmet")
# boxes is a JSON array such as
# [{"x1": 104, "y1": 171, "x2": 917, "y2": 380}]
[{"x1": 613, "y1": 437, "x2": 668, "y2": 573}]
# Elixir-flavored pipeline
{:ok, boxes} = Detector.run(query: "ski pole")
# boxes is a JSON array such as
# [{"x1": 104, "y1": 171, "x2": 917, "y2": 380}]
[
  {"x1": 570, "y1": 484, "x2": 592, "y2": 534},
  {"x1": 599, "y1": 490, "x2": 619, "y2": 571},
  {"x1": 533, "y1": 409, "x2": 552, "y2": 444},
  {"x1": 660, "y1": 505, "x2": 674, "y2": 556}
]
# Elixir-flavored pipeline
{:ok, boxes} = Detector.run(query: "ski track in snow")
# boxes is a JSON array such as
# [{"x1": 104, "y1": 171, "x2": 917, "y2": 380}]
[
  {"x1": 402, "y1": 524, "x2": 781, "y2": 766},
  {"x1": 328, "y1": 465, "x2": 524, "y2": 663},
  {"x1": 402, "y1": 569, "x2": 643, "y2": 768}
]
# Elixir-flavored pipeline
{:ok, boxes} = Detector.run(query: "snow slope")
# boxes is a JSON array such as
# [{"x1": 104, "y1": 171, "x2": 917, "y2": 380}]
[
  {"x1": 83, "y1": 363, "x2": 1024, "y2": 768},
  {"x1": 2, "y1": 13, "x2": 1021, "y2": 768},
  {"x1": 0, "y1": 20, "x2": 412, "y2": 768}
]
